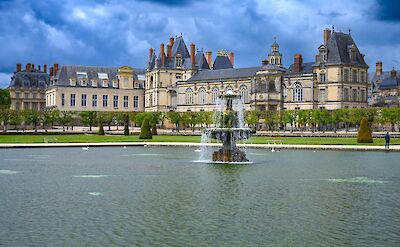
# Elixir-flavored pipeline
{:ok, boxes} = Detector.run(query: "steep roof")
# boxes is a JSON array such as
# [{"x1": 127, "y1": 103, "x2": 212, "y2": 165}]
[
  {"x1": 213, "y1": 55, "x2": 233, "y2": 70},
  {"x1": 285, "y1": 62, "x2": 314, "y2": 75},
  {"x1": 171, "y1": 36, "x2": 190, "y2": 58},
  {"x1": 195, "y1": 51, "x2": 210, "y2": 70},
  {"x1": 186, "y1": 67, "x2": 260, "y2": 82},
  {"x1": 380, "y1": 77, "x2": 400, "y2": 89},
  {"x1": 8, "y1": 70, "x2": 50, "y2": 88},
  {"x1": 323, "y1": 32, "x2": 368, "y2": 67}
]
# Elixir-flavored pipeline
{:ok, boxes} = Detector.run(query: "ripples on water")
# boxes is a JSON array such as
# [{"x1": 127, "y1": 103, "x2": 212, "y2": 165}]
[{"x1": 0, "y1": 147, "x2": 400, "y2": 246}]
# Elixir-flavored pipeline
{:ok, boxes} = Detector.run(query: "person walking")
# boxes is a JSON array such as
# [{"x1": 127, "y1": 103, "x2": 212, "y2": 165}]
[{"x1": 385, "y1": 132, "x2": 390, "y2": 149}]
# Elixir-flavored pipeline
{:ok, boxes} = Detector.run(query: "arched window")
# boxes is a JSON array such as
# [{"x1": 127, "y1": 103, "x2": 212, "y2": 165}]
[
  {"x1": 185, "y1": 88, "x2": 193, "y2": 105},
  {"x1": 149, "y1": 93, "x2": 153, "y2": 106},
  {"x1": 293, "y1": 82, "x2": 303, "y2": 102},
  {"x1": 225, "y1": 86, "x2": 233, "y2": 94},
  {"x1": 240, "y1": 85, "x2": 249, "y2": 103},
  {"x1": 268, "y1": 80, "x2": 276, "y2": 92},
  {"x1": 198, "y1": 87, "x2": 206, "y2": 105},
  {"x1": 211, "y1": 87, "x2": 220, "y2": 104}
]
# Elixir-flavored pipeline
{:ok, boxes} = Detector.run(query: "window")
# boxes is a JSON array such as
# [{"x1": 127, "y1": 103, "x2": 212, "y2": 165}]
[
  {"x1": 15, "y1": 102, "x2": 20, "y2": 110},
  {"x1": 61, "y1": 93, "x2": 65, "y2": 107},
  {"x1": 24, "y1": 93, "x2": 29, "y2": 99},
  {"x1": 92, "y1": 95, "x2": 98, "y2": 107},
  {"x1": 198, "y1": 88, "x2": 206, "y2": 105},
  {"x1": 113, "y1": 95, "x2": 118, "y2": 108},
  {"x1": 149, "y1": 94, "x2": 153, "y2": 107},
  {"x1": 175, "y1": 55, "x2": 183, "y2": 67},
  {"x1": 320, "y1": 73, "x2": 326, "y2": 82},
  {"x1": 124, "y1": 96, "x2": 129, "y2": 108},
  {"x1": 70, "y1": 79, "x2": 76, "y2": 86},
  {"x1": 91, "y1": 80, "x2": 98, "y2": 87},
  {"x1": 124, "y1": 77, "x2": 129, "y2": 87},
  {"x1": 268, "y1": 81, "x2": 276, "y2": 92},
  {"x1": 185, "y1": 88, "x2": 193, "y2": 105},
  {"x1": 81, "y1": 94, "x2": 87, "y2": 107},
  {"x1": 240, "y1": 85, "x2": 249, "y2": 103},
  {"x1": 212, "y1": 87, "x2": 220, "y2": 104},
  {"x1": 102, "y1": 80, "x2": 108, "y2": 87},
  {"x1": 320, "y1": 89, "x2": 326, "y2": 102},
  {"x1": 352, "y1": 70, "x2": 357, "y2": 83},
  {"x1": 360, "y1": 89, "x2": 365, "y2": 102},
  {"x1": 112, "y1": 80, "x2": 118, "y2": 88},
  {"x1": 24, "y1": 102, "x2": 30, "y2": 109},
  {"x1": 225, "y1": 86, "x2": 233, "y2": 94},
  {"x1": 176, "y1": 74, "x2": 182, "y2": 79},
  {"x1": 32, "y1": 93, "x2": 37, "y2": 99},
  {"x1": 344, "y1": 88, "x2": 349, "y2": 101},
  {"x1": 343, "y1": 69, "x2": 349, "y2": 82},
  {"x1": 134, "y1": 95, "x2": 139, "y2": 108},
  {"x1": 352, "y1": 89, "x2": 357, "y2": 101},
  {"x1": 103, "y1": 95, "x2": 108, "y2": 108},
  {"x1": 293, "y1": 83, "x2": 303, "y2": 102},
  {"x1": 15, "y1": 92, "x2": 20, "y2": 99},
  {"x1": 70, "y1": 94, "x2": 76, "y2": 107},
  {"x1": 360, "y1": 71, "x2": 365, "y2": 83}
]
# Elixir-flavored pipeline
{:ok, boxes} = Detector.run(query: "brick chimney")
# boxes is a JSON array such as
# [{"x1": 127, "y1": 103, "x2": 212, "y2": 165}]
[
  {"x1": 190, "y1": 43, "x2": 196, "y2": 67},
  {"x1": 160, "y1": 43, "x2": 165, "y2": 67},
  {"x1": 53, "y1": 63, "x2": 59, "y2": 76},
  {"x1": 43, "y1": 64, "x2": 47, "y2": 73},
  {"x1": 228, "y1": 52, "x2": 235, "y2": 67},
  {"x1": 26, "y1": 63, "x2": 31, "y2": 72},
  {"x1": 50, "y1": 67, "x2": 54, "y2": 77},
  {"x1": 167, "y1": 44, "x2": 172, "y2": 58},
  {"x1": 391, "y1": 67, "x2": 397, "y2": 78},
  {"x1": 149, "y1": 48, "x2": 153, "y2": 61},
  {"x1": 323, "y1": 28, "x2": 331, "y2": 46},
  {"x1": 206, "y1": 51, "x2": 212, "y2": 68},
  {"x1": 16, "y1": 64, "x2": 21, "y2": 72},
  {"x1": 376, "y1": 61, "x2": 383, "y2": 77},
  {"x1": 293, "y1": 54, "x2": 303, "y2": 73},
  {"x1": 169, "y1": 37, "x2": 174, "y2": 47},
  {"x1": 32, "y1": 64, "x2": 35, "y2": 71},
  {"x1": 38, "y1": 65, "x2": 41, "y2": 71}
]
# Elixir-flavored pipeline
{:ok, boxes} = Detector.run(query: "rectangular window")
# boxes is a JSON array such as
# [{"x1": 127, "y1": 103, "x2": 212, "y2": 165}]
[
  {"x1": 134, "y1": 95, "x2": 139, "y2": 108},
  {"x1": 61, "y1": 93, "x2": 65, "y2": 107},
  {"x1": 92, "y1": 95, "x2": 97, "y2": 107},
  {"x1": 24, "y1": 102, "x2": 30, "y2": 109},
  {"x1": 24, "y1": 93, "x2": 29, "y2": 99},
  {"x1": 91, "y1": 80, "x2": 98, "y2": 87},
  {"x1": 70, "y1": 94, "x2": 76, "y2": 107},
  {"x1": 123, "y1": 96, "x2": 129, "y2": 108},
  {"x1": 15, "y1": 102, "x2": 20, "y2": 110},
  {"x1": 81, "y1": 94, "x2": 87, "y2": 107},
  {"x1": 344, "y1": 69, "x2": 349, "y2": 82},
  {"x1": 113, "y1": 80, "x2": 118, "y2": 88},
  {"x1": 320, "y1": 89, "x2": 326, "y2": 102},
  {"x1": 320, "y1": 73, "x2": 326, "y2": 82},
  {"x1": 352, "y1": 70, "x2": 357, "y2": 83},
  {"x1": 102, "y1": 95, "x2": 108, "y2": 108},
  {"x1": 113, "y1": 95, "x2": 118, "y2": 108},
  {"x1": 124, "y1": 77, "x2": 129, "y2": 87}
]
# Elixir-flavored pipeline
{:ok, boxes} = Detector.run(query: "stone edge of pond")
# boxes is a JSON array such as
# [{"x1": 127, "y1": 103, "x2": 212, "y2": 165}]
[{"x1": 0, "y1": 142, "x2": 399, "y2": 152}]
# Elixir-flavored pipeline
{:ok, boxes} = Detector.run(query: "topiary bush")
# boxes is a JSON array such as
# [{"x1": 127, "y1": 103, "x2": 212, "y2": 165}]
[
  {"x1": 151, "y1": 122, "x2": 157, "y2": 135},
  {"x1": 124, "y1": 124, "x2": 129, "y2": 136},
  {"x1": 357, "y1": 117, "x2": 373, "y2": 143},
  {"x1": 98, "y1": 122, "x2": 105, "y2": 135},
  {"x1": 139, "y1": 117, "x2": 152, "y2": 139}
]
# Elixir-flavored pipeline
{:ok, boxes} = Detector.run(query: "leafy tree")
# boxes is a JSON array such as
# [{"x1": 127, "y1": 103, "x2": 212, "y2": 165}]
[
  {"x1": 318, "y1": 109, "x2": 332, "y2": 133},
  {"x1": 9, "y1": 110, "x2": 22, "y2": 130},
  {"x1": 0, "y1": 89, "x2": 11, "y2": 109},
  {"x1": 24, "y1": 110, "x2": 41, "y2": 132},
  {"x1": 246, "y1": 110, "x2": 261, "y2": 130},
  {"x1": 264, "y1": 110, "x2": 279, "y2": 131},
  {"x1": 357, "y1": 117, "x2": 373, "y2": 143},
  {"x1": 281, "y1": 110, "x2": 296, "y2": 132},
  {"x1": 134, "y1": 112, "x2": 148, "y2": 127},
  {"x1": 187, "y1": 112, "x2": 200, "y2": 131},
  {"x1": 102, "y1": 112, "x2": 115, "y2": 131},
  {"x1": 139, "y1": 116, "x2": 152, "y2": 139},
  {"x1": 381, "y1": 108, "x2": 399, "y2": 132},
  {"x1": 58, "y1": 111, "x2": 72, "y2": 131},
  {"x1": 79, "y1": 111, "x2": 97, "y2": 131},
  {"x1": 123, "y1": 113, "x2": 130, "y2": 136},
  {"x1": 0, "y1": 108, "x2": 11, "y2": 131},
  {"x1": 148, "y1": 112, "x2": 161, "y2": 135},
  {"x1": 98, "y1": 122, "x2": 105, "y2": 135},
  {"x1": 167, "y1": 111, "x2": 181, "y2": 131}
]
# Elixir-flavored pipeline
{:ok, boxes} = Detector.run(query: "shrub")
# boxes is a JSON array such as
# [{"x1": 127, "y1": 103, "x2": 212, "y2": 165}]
[
  {"x1": 124, "y1": 124, "x2": 129, "y2": 136},
  {"x1": 98, "y1": 122, "x2": 105, "y2": 135},
  {"x1": 357, "y1": 117, "x2": 373, "y2": 143},
  {"x1": 139, "y1": 117, "x2": 152, "y2": 139},
  {"x1": 151, "y1": 122, "x2": 157, "y2": 135}
]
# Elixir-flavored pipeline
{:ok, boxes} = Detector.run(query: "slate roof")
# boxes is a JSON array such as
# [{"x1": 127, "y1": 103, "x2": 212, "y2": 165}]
[
  {"x1": 186, "y1": 67, "x2": 260, "y2": 82},
  {"x1": 52, "y1": 65, "x2": 144, "y2": 87},
  {"x1": 318, "y1": 32, "x2": 368, "y2": 67},
  {"x1": 9, "y1": 70, "x2": 50, "y2": 88},
  {"x1": 195, "y1": 50, "x2": 210, "y2": 70},
  {"x1": 213, "y1": 55, "x2": 233, "y2": 70},
  {"x1": 380, "y1": 77, "x2": 400, "y2": 89},
  {"x1": 285, "y1": 62, "x2": 314, "y2": 75},
  {"x1": 171, "y1": 36, "x2": 190, "y2": 58}
]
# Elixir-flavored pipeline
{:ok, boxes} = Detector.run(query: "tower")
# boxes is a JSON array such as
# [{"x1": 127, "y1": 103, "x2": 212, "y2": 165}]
[{"x1": 268, "y1": 38, "x2": 282, "y2": 66}]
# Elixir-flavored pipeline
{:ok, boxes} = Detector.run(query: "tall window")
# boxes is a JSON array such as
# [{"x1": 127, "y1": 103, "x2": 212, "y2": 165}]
[
  {"x1": 268, "y1": 81, "x2": 276, "y2": 92},
  {"x1": 81, "y1": 94, "x2": 87, "y2": 107},
  {"x1": 175, "y1": 55, "x2": 183, "y2": 67},
  {"x1": 123, "y1": 96, "x2": 129, "y2": 108},
  {"x1": 70, "y1": 94, "x2": 76, "y2": 107},
  {"x1": 113, "y1": 95, "x2": 119, "y2": 108},
  {"x1": 124, "y1": 77, "x2": 129, "y2": 87},
  {"x1": 293, "y1": 83, "x2": 303, "y2": 102},
  {"x1": 320, "y1": 73, "x2": 326, "y2": 82},
  {"x1": 240, "y1": 85, "x2": 249, "y2": 103},
  {"x1": 185, "y1": 88, "x2": 193, "y2": 105},
  {"x1": 212, "y1": 87, "x2": 220, "y2": 104},
  {"x1": 92, "y1": 95, "x2": 98, "y2": 107},
  {"x1": 344, "y1": 88, "x2": 349, "y2": 101},
  {"x1": 352, "y1": 89, "x2": 357, "y2": 101},
  {"x1": 225, "y1": 86, "x2": 233, "y2": 94},
  {"x1": 320, "y1": 89, "x2": 326, "y2": 102},
  {"x1": 61, "y1": 93, "x2": 65, "y2": 107},
  {"x1": 360, "y1": 71, "x2": 365, "y2": 83},
  {"x1": 352, "y1": 70, "x2": 357, "y2": 83},
  {"x1": 149, "y1": 94, "x2": 153, "y2": 107},
  {"x1": 134, "y1": 95, "x2": 139, "y2": 108},
  {"x1": 344, "y1": 69, "x2": 349, "y2": 82},
  {"x1": 198, "y1": 88, "x2": 206, "y2": 105},
  {"x1": 103, "y1": 95, "x2": 108, "y2": 108}
]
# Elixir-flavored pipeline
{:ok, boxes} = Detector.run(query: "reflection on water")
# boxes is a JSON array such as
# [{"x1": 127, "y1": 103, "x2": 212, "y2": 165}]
[{"x1": 0, "y1": 147, "x2": 400, "y2": 246}]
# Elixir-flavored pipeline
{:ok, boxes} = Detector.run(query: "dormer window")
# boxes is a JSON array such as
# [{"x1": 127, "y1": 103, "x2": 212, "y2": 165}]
[
  {"x1": 69, "y1": 78, "x2": 76, "y2": 86},
  {"x1": 91, "y1": 80, "x2": 98, "y2": 87},
  {"x1": 76, "y1": 72, "x2": 88, "y2": 86},
  {"x1": 175, "y1": 54, "x2": 183, "y2": 67},
  {"x1": 112, "y1": 80, "x2": 118, "y2": 88},
  {"x1": 102, "y1": 80, "x2": 108, "y2": 87}
]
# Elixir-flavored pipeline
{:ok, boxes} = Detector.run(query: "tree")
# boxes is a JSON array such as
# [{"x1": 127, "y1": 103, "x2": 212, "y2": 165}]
[
  {"x1": 58, "y1": 111, "x2": 72, "y2": 131},
  {"x1": 264, "y1": 110, "x2": 279, "y2": 131},
  {"x1": 187, "y1": 112, "x2": 200, "y2": 131},
  {"x1": 281, "y1": 110, "x2": 296, "y2": 132},
  {"x1": 319, "y1": 109, "x2": 332, "y2": 133},
  {"x1": 79, "y1": 111, "x2": 97, "y2": 131},
  {"x1": 0, "y1": 89, "x2": 11, "y2": 109},
  {"x1": 102, "y1": 112, "x2": 115, "y2": 131},
  {"x1": 97, "y1": 112, "x2": 105, "y2": 135},
  {"x1": 167, "y1": 112, "x2": 181, "y2": 131},
  {"x1": 9, "y1": 110, "x2": 22, "y2": 130},
  {"x1": 246, "y1": 110, "x2": 261, "y2": 130},
  {"x1": 24, "y1": 110, "x2": 41, "y2": 132},
  {"x1": 381, "y1": 108, "x2": 399, "y2": 132},
  {"x1": 357, "y1": 117, "x2": 373, "y2": 143},
  {"x1": 123, "y1": 113, "x2": 130, "y2": 136},
  {"x1": 0, "y1": 108, "x2": 11, "y2": 131},
  {"x1": 135, "y1": 112, "x2": 148, "y2": 127},
  {"x1": 180, "y1": 112, "x2": 190, "y2": 130},
  {"x1": 98, "y1": 122, "x2": 105, "y2": 135},
  {"x1": 148, "y1": 112, "x2": 161, "y2": 135},
  {"x1": 139, "y1": 116, "x2": 152, "y2": 139}
]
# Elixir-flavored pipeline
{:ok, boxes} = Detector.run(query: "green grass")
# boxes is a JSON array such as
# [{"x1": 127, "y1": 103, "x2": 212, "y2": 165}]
[{"x1": 0, "y1": 134, "x2": 398, "y2": 146}]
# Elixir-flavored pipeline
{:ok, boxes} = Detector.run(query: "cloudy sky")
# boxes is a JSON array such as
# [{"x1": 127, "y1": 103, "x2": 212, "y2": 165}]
[{"x1": 0, "y1": 0, "x2": 399, "y2": 87}]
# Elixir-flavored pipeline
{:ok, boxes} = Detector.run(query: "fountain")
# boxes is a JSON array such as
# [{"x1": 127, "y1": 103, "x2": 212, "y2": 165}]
[{"x1": 200, "y1": 90, "x2": 252, "y2": 164}]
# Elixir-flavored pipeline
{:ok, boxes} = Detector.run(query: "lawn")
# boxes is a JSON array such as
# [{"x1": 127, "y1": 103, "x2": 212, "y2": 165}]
[{"x1": 0, "y1": 134, "x2": 397, "y2": 146}]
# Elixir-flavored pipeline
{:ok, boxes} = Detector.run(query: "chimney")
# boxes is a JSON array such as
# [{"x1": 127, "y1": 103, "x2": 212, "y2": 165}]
[
  {"x1": 190, "y1": 43, "x2": 196, "y2": 67},
  {"x1": 32, "y1": 64, "x2": 35, "y2": 71},
  {"x1": 26, "y1": 63, "x2": 31, "y2": 72},
  {"x1": 43, "y1": 64, "x2": 47, "y2": 73},
  {"x1": 149, "y1": 48, "x2": 154, "y2": 61},
  {"x1": 53, "y1": 63, "x2": 59, "y2": 76},
  {"x1": 228, "y1": 52, "x2": 235, "y2": 67},
  {"x1": 323, "y1": 28, "x2": 331, "y2": 46},
  {"x1": 160, "y1": 43, "x2": 165, "y2": 67},
  {"x1": 16, "y1": 64, "x2": 21, "y2": 72},
  {"x1": 38, "y1": 65, "x2": 41, "y2": 71},
  {"x1": 293, "y1": 54, "x2": 303, "y2": 73},
  {"x1": 169, "y1": 37, "x2": 174, "y2": 47},
  {"x1": 50, "y1": 67, "x2": 54, "y2": 77},
  {"x1": 206, "y1": 51, "x2": 212, "y2": 68},
  {"x1": 376, "y1": 61, "x2": 383, "y2": 77},
  {"x1": 167, "y1": 44, "x2": 172, "y2": 58},
  {"x1": 315, "y1": 54, "x2": 320, "y2": 63},
  {"x1": 391, "y1": 67, "x2": 397, "y2": 78}
]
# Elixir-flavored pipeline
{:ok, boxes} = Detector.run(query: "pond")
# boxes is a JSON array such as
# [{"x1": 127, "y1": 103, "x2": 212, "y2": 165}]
[{"x1": 0, "y1": 146, "x2": 399, "y2": 246}]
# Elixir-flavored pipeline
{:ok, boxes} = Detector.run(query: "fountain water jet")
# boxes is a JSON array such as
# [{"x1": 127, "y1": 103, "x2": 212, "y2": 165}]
[{"x1": 200, "y1": 91, "x2": 252, "y2": 164}]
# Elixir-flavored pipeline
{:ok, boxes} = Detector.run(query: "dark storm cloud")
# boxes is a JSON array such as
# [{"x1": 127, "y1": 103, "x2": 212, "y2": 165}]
[{"x1": 376, "y1": 0, "x2": 400, "y2": 21}]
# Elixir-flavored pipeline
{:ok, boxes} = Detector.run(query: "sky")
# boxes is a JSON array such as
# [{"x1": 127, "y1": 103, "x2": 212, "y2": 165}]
[{"x1": 0, "y1": 0, "x2": 399, "y2": 88}]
